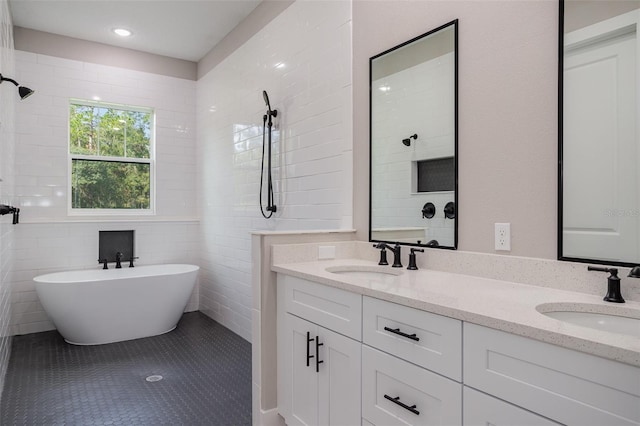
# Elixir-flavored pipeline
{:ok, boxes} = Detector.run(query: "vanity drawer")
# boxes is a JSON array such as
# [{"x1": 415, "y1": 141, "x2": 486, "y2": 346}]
[
  {"x1": 362, "y1": 345, "x2": 462, "y2": 426},
  {"x1": 464, "y1": 323, "x2": 640, "y2": 426},
  {"x1": 463, "y1": 387, "x2": 560, "y2": 426},
  {"x1": 279, "y1": 274, "x2": 362, "y2": 340},
  {"x1": 362, "y1": 296, "x2": 462, "y2": 381}
]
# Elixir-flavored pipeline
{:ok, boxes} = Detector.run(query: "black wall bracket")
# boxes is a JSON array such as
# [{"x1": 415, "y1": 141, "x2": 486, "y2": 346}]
[{"x1": 0, "y1": 204, "x2": 20, "y2": 224}]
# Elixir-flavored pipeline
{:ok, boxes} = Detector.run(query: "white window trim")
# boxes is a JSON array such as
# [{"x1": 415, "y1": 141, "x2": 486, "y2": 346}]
[{"x1": 68, "y1": 99, "x2": 156, "y2": 216}]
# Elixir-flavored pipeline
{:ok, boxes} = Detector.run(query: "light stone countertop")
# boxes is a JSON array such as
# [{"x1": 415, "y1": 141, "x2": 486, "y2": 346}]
[{"x1": 272, "y1": 258, "x2": 640, "y2": 367}]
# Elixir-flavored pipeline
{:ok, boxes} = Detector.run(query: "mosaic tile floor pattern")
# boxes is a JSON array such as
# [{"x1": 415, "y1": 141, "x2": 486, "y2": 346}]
[{"x1": 0, "y1": 312, "x2": 251, "y2": 425}]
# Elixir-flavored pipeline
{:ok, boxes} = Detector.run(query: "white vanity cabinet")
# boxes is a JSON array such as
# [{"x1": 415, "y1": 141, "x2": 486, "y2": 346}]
[
  {"x1": 464, "y1": 323, "x2": 640, "y2": 426},
  {"x1": 277, "y1": 275, "x2": 362, "y2": 426},
  {"x1": 275, "y1": 271, "x2": 640, "y2": 426}
]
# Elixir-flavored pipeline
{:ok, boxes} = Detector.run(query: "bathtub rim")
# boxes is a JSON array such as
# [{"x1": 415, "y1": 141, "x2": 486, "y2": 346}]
[{"x1": 34, "y1": 263, "x2": 199, "y2": 284}]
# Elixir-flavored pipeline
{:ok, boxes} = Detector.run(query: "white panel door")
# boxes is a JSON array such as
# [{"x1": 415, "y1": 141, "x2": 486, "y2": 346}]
[
  {"x1": 317, "y1": 326, "x2": 361, "y2": 426},
  {"x1": 563, "y1": 21, "x2": 638, "y2": 261},
  {"x1": 282, "y1": 314, "x2": 319, "y2": 426}
]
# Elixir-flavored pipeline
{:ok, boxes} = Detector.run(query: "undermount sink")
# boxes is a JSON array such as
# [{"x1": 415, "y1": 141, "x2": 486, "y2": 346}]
[
  {"x1": 325, "y1": 266, "x2": 403, "y2": 281},
  {"x1": 537, "y1": 303, "x2": 640, "y2": 338}
]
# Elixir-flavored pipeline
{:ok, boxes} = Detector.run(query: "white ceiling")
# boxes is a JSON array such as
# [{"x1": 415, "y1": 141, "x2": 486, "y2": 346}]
[{"x1": 8, "y1": 0, "x2": 262, "y2": 62}]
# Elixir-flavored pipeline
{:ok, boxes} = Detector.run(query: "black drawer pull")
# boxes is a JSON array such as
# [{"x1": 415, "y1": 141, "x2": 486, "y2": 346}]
[
  {"x1": 306, "y1": 332, "x2": 314, "y2": 367},
  {"x1": 316, "y1": 337, "x2": 324, "y2": 372},
  {"x1": 384, "y1": 394, "x2": 420, "y2": 415},
  {"x1": 384, "y1": 326, "x2": 420, "y2": 342}
]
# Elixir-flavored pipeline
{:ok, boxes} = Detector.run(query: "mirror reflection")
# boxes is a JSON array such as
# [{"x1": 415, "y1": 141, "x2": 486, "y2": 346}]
[
  {"x1": 370, "y1": 20, "x2": 458, "y2": 249},
  {"x1": 560, "y1": 1, "x2": 639, "y2": 265}
]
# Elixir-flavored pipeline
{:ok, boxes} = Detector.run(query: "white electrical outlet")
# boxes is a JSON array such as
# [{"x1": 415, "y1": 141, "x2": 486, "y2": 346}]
[{"x1": 495, "y1": 223, "x2": 511, "y2": 251}]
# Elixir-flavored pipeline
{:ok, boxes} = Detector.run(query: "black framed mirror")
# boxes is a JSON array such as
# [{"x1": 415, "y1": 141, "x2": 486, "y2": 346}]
[
  {"x1": 558, "y1": 1, "x2": 639, "y2": 266},
  {"x1": 369, "y1": 19, "x2": 458, "y2": 249}
]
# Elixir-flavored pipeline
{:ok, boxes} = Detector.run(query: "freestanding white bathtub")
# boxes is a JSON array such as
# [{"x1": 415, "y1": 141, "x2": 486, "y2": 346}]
[{"x1": 34, "y1": 264, "x2": 199, "y2": 345}]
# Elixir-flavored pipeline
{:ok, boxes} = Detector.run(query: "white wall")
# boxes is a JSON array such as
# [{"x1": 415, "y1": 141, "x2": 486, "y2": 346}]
[
  {"x1": 0, "y1": 0, "x2": 15, "y2": 396},
  {"x1": 197, "y1": 0, "x2": 353, "y2": 341},
  {"x1": 9, "y1": 50, "x2": 200, "y2": 335}
]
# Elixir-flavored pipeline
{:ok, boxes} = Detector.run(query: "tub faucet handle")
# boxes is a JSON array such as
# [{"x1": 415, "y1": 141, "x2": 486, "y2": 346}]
[
  {"x1": 129, "y1": 256, "x2": 139, "y2": 268},
  {"x1": 98, "y1": 259, "x2": 108, "y2": 269},
  {"x1": 115, "y1": 252, "x2": 123, "y2": 269}
]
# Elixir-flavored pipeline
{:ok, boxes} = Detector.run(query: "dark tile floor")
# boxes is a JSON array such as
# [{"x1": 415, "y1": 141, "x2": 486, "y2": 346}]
[{"x1": 0, "y1": 312, "x2": 252, "y2": 425}]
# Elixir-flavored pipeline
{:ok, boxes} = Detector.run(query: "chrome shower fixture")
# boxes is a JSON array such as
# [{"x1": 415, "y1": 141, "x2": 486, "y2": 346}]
[
  {"x1": 402, "y1": 134, "x2": 418, "y2": 146},
  {"x1": 0, "y1": 73, "x2": 34, "y2": 100}
]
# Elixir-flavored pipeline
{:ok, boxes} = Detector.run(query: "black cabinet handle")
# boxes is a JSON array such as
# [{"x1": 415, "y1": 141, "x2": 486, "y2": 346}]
[
  {"x1": 315, "y1": 337, "x2": 324, "y2": 372},
  {"x1": 384, "y1": 395, "x2": 420, "y2": 415},
  {"x1": 306, "y1": 332, "x2": 314, "y2": 367},
  {"x1": 384, "y1": 326, "x2": 420, "y2": 342}
]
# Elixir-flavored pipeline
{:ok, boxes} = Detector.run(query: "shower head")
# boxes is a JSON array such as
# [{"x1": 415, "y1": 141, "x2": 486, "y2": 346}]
[
  {"x1": 262, "y1": 90, "x2": 277, "y2": 118},
  {"x1": 263, "y1": 90, "x2": 271, "y2": 111},
  {"x1": 402, "y1": 133, "x2": 418, "y2": 147},
  {"x1": 0, "y1": 73, "x2": 34, "y2": 100},
  {"x1": 18, "y1": 86, "x2": 34, "y2": 100}
]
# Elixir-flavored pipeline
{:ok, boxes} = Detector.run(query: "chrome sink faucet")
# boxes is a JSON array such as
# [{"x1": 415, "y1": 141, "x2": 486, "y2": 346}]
[{"x1": 374, "y1": 243, "x2": 402, "y2": 268}]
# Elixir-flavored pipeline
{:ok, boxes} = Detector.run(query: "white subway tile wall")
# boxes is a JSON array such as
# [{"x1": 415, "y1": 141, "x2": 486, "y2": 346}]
[
  {"x1": 0, "y1": 0, "x2": 15, "y2": 395},
  {"x1": 14, "y1": 50, "x2": 198, "y2": 219},
  {"x1": 371, "y1": 53, "x2": 455, "y2": 246},
  {"x1": 197, "y1": 1, "x2": 353, "y2": 340},
  {"x1": 10, "y1": 51, "x2": 200, "y2": 335}
]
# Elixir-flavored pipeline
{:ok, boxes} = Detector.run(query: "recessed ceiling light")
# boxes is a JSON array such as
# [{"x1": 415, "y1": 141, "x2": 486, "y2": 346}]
[{"x1": 113, "y1": 28, "x2": 132, "y2": 37}]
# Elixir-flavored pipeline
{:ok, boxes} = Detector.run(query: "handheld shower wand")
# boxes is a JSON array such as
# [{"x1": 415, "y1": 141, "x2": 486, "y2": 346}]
[
  {"x1": 260, "y1": 90, "x2": 278, "y2": 218},
  {"x1": 263, "y1": 90, "x2": 278, "y2": 121}
]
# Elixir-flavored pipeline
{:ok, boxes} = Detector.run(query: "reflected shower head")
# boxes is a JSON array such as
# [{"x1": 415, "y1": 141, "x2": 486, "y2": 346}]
[
  {"x1": 0, "y1": 73, "x2": 35, "y2": 100},
  {"x1": 402, "y1": 134, "x2": 418, "y2": 147}
]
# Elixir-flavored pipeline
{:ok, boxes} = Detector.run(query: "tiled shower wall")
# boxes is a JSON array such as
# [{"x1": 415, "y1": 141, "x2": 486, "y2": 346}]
[
  {"x1": 197, "y1": 1, "x2": 353, "y2": 341},
  {"x1": 9, "y1": 51, "x2": 199, "y2": 335},
  {"x1": 0, "y1": 0, "x2": 15, "y2": 395}
]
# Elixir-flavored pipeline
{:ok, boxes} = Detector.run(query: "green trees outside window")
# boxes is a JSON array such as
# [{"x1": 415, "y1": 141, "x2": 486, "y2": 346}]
[{"x1": 69, "y1": 101, "x2": 153, "y2": 210}]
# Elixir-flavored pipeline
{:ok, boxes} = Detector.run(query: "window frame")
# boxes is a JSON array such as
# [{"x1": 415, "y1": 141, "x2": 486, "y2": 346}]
[{"x1": 67, "y1": 99, "x2": 156, "y2": 216}]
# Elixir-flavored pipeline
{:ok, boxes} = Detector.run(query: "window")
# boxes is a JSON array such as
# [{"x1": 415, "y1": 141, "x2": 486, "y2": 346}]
[{"x1": 69, "y1": 100, "x2": 154, "y2": 213}]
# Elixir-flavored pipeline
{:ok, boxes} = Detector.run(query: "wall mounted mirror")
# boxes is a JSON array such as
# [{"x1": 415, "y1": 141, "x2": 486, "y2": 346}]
[
  {"x1": 559, "y1": 1, "x2": 639, "y2": 265},
  {"x1": 369, "y1": 20, "x2": 458, "y2": 249}
]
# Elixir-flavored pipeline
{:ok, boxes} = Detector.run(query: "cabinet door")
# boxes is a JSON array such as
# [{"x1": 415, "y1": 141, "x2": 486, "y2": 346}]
[
  {"x1": 463, "y1": 387, "x2": 560, "y2": 426},
  {"x1": 280, "y1": 314, "x2": 319, "y2": 426},
  {"x1": 317, "y1": 326, "x2": 361, "y2": 426}
]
